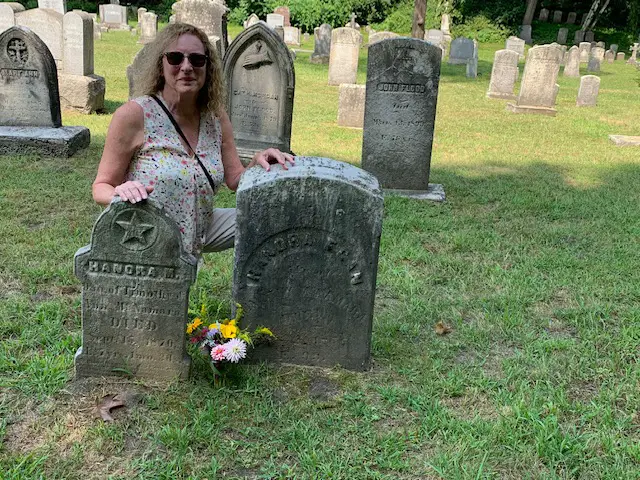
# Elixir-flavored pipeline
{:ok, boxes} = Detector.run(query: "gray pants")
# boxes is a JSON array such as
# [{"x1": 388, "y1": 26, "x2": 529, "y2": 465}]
[{"x1": 203, "y1": 208, "x2": 236, "y2": 252}]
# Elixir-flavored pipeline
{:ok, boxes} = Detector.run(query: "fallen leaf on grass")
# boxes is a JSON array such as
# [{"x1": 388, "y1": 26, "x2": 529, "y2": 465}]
[
  {"x1": 94, "y1": 394, "x2": 125, "y2": 422},
  {"x1": 434, "y1": 321, "x2": 453, "y2": 336}
]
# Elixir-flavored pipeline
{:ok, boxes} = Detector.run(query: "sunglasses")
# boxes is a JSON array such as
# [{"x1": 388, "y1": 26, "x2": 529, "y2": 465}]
[{"x1": 163, "y1": 52, "x2": 209, "y2": 68}]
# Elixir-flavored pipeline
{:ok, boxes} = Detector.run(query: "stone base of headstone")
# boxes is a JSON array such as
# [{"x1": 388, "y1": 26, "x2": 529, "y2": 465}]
[
  {"x1": 59, "y1": 74, "x2": 106, "y2": 114},
  {"x1": 609, "y1": 135, "x2": 640, "y2": 146},
  {"x1": 0, "y1": 126, "x2": 90, "y2": 157},
  {"x1": 383, "y1": 184, "x2": 446, "y2": 202},
  {"x1": 310, "y1": 54, "x2": 329, "y2": 64},
  {"x1": 337, "y1": 84, "x2": 365, "y2": 128},
  {"x1": 487, "y1": 91, "x2": 516, "y2": 101},
  {"x1": 506, "y1": 103, "x2": 557, "y2": 117}
]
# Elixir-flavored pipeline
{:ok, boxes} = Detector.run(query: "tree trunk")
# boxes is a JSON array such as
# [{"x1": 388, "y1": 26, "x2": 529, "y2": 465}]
[
  {"x1": 522, "y1": 0, "x2": 538, "y2": 26},
  {"x1": 412, "y1": 0, "x2": 427, "y2": 39}
]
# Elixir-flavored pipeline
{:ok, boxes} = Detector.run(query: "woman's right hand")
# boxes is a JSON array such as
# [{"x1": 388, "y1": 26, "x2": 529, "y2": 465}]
[{"x1": 114, "y1": 181, "x2": 154, "y2": 204}]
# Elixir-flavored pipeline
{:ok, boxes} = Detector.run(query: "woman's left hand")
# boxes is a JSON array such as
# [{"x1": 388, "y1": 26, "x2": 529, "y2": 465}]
[{"x1": 250, "y1": 148, "x2": 295, "y2": 172}]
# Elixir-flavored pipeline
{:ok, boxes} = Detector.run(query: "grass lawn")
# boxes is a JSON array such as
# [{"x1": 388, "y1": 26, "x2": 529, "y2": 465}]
[{"x1": 1, "y1": 26, "x2": 640, "y2": 479}]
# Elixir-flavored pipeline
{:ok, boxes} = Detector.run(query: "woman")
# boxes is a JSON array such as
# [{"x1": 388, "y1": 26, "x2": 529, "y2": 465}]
[{"x1": 93, "y1": 23, "x2": 294, "y2": 256}]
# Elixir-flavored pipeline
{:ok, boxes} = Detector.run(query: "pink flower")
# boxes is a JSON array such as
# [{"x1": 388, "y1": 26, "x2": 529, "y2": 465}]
[
  {"x1": 223, "y1": 338, "x2": 247, "y2": 363},
  {"x1": 210, "y1": 344, "x2": 226, "y2": 361}
]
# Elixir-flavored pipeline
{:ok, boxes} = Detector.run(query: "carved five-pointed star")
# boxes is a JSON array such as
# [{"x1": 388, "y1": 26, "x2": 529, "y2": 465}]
[{"x1": 116, "y1": 212, "x2": 154, "y2": 246}]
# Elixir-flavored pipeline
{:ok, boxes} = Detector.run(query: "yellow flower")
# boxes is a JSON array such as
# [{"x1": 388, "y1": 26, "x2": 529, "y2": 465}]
[
  {"x1": 200, "y1": 304, "x2": 207, "y2": 317},
  {"x1": 209, "y1": 322, "x2": 221, "y2": 331},
  {"x1": 186, "y1": 317, "x2": 202, "y2": 334},
  {"x1": 220, "y1": 319, "x2": 238, "y2": 339},
  {"x1": 255, "y1": 327, "x2": 274, "y2": 337}
]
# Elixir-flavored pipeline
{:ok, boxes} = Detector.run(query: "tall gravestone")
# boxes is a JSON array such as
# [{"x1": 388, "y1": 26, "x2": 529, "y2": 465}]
[
  {"x1": 519, "y1": 25, "x2": 532, "y2": 44},
  {"x1": 567, "y1": 12, "x2": 576, "y2": 24},
  {"x1": 448, "y1": 37, "x2": 474, "y2": 64},
  {"x1": 223, "y1": 22, "x2": 294, "y2": 162},
  {"x1": 38, "y1": 0, "x2": 66, "y2": 15},
  {"x1": 233, "y1": 157, "x2": 383, "y2": 371},
  {"x1": 362, "y1": 38, "x2": 442, "y2": 198},
  {"x1": 611, "y1": 44, "x2": 618, "y2": 54},
  {"x1": 15, "y1": 8, "x2": 63, "y2": 69},
  {"x1": 138, "y1": 11, "x2": 157, "y2": 44},
  {"x1": 557, "y1": 28, "x2": 568, "y2": 44},
  {"x1": 587, "y1": 55, "x2": 600, "y2": 72},
  {"x1": 539, "y1": 8, "x2": 549, "y2": 21},
  {"x1": 563, "y1": 45, "x2": 580, "y2": 77},
  {"x1": 172, "y1": 0, "x2": 228, "y2": 56},
  {"x1": 74, "y1": 200, "x2": 197, "y2": 381},
  {"x1": 574, "y1": 30, "x2": 585, "y2": 45},
  {"x1": 0, "y1": 3, "x2": 25, "y2": 32},
  {"x1": 273, "y1": 6, "x2": 290, "y2": 27},
  {"x1": 579, "y1": 42, "x2": 591, "y2": 63},
  {"x1": 505, "y1": 36, "x2": 525, "y2": 59},
  {"x1": 486, "y1": 49, "x2": 519, "y2": 100},
  {"x1": 328, "y1": 27, "x2": 361, "y2": 86},
  {"x1": 552, "y1": 10, "x2": 563, "y2": 23},
  {"x1": 62, "y1": 10, "x2": 93, "y2": 76},
  {"x1": 576, "y1": 75, "x2": 600, "y2": 107},
  {"x1": 310, "y1": 23, "x2": 331, "y2": 64},
  {"x1": 466, "y1": 39, "x2": 478, "y2": 78},
  {"x1": 507, "y1": 44, "x2": 562, "y2": 116},
  {"x1": 0, "y1": 26, "x2": 89, "y2": 156}
]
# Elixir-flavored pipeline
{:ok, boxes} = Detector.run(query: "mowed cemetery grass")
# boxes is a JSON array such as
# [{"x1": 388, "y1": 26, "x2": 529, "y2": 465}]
[{"x1": 1, "y1": 25, "x2": 640, "y2": 479}]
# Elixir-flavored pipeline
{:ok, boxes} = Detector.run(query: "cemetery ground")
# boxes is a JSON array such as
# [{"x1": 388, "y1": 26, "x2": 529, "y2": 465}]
[{"x1": 1, "y1": 27, "x2": 640, "y2": 479}]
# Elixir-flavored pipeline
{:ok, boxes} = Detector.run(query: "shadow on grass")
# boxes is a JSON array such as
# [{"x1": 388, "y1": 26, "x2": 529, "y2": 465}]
[{"x1": 103, "y1": 99, "x2": 125, "y2": 114}]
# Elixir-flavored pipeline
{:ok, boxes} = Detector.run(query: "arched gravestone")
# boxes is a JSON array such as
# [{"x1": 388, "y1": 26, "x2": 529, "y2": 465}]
[
  {"x1": 223, "y1": 22, "x2": 294, "y2": 162},
  {"x1": 0, "y1": 26, "x2": 61, "y2": 127},
  {"x1": 233, "y1": 157, "x2": 384, "y2": 371},
  {"x1": 74, "y1": 200, "x2": 197, "y2": 381}
]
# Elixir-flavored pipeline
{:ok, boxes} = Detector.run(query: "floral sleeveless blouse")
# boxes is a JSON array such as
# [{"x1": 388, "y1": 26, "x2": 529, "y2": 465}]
[{"x1": 127, "y1": 95, "x2": 225, "y2": 256}]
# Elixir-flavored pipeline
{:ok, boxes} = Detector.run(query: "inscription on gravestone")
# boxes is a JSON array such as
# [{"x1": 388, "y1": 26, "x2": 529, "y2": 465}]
[
  {"x1": 233, "y1": 157, "x2": 383, "y2": 371},
  {"x1": 362, "y1": 38, "x2": 441, "y2": 191},
  {"x1": 74, "y1": 200, "x2": 197, "y2": 381},
  {"x1": 223, "y1": 22, "x2": 294, "y2": 162}
]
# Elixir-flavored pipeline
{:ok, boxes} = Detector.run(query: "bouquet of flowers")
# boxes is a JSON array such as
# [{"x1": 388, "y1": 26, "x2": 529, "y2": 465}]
[{"x1": 186, "y1": 303, "x2": 274, "y2": 381}]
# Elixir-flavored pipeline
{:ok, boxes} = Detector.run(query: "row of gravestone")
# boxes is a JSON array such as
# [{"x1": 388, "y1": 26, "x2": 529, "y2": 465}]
[{"x1": 538, "y1": 9, "x2": 583, "y2": 24}]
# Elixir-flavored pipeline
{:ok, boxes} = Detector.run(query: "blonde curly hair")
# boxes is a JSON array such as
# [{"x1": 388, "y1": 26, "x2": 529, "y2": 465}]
[{"x1": 134, "y1": 23, "x2": 225, "y2": 115}]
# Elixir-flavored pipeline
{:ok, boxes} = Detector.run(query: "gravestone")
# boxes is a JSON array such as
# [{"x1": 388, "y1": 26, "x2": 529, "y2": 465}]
[
  {"x1": 38, "y1": 0, "x2": 66, "y2": 15},
  {"x1": 328, "y1": 27, "x2": 362, "y2": 86},
  {"x1": 273, "y1": 6, "x2": 290, "y2": 27},
  {"x1": 574, "y1": 30, "x2": 585, "y2": 44},
  {"x1": 0, "y1": 26, "x2": 89, "y2": 156},
  {"x1": 627, "y1": 44, "x2": 638, "y2": 64},
  {"x1": 137, "y1": 7, "x2": 146, "y2": 23},
  {"x1": 609, "y1": 135, "x2": 640, "y2": 147},
  {"x1": 591, "y1": 46, "x2": 605, "y2": 62},
  {"x1": 596, "y1": 41, "x2": 605, "y2": 48},
  {"x1": 507, "y1": 44, "x2": 562, "y2": 116},
  {"x1": 283, "y1": 26, "x2": 299, "y2": 46},
  {"x1": 466, "y1": 39, "x2": 478, "y2": 78},
  {"x1": 233, "y1": 157, "x2": 383, "y2": 371},
  {"x1": 486, "y1": 49, "x2": 519, "y2": 100},
  {"x1": 15, "y1": 8, "x2": 63, "y2": 68},
  {"x1": 138, "y1": 11, "x2": 157, "y2": 44},
  {"x1": 172, "y1": 0, "x2": 228, "y2": 55},
  {"x1": 369, "y1": 31, "x2": 399, "y2": 46},
  {"x1": 337, "y1": 84, "x2": 365, "y2": 128},
  {"x1": 567, "y1": 12, "x2": 576, "y2": 24},
  {"x1": 585, "y1": 31, "x2": 594, "y2": 42},
  {"x1": 557, "y1": 28, "x2": 568, "y2": 44},
  {"x1": 506, "y1": 36, "x2": 525, "y2": 59},
  {"x1": 576, "y1": 75, "x2": 600, "y2": 107},
  {"x1": 223, "y1": 22, "x2": 294, "y2": 162},
  {"x1": 0, "y1": 3, "x2": 24, "y2": 32},
  {"x1": 425, "y1": 29, "x2": 444, "y2": 45},
  {"x1": 587, "y1": 55, "x2": 600, "y2": 72},
  {"x1": 274, "y1": 25, "x2": 284, "y2": 42},
  {"x1": 552, "y1": 10, "x2": 562, "y2": 23},
  {"x1": 617, "y1": 52, "x2": 625, "y2": 61},
  {"x1": 244, "y1": 13, "x2": 259, "y2": 28},
  {"x1": 519, "y1": 25, "x2": 532, "y2": 44},
  {"x1": 101, "y1": 4, "x2": 128, "y2": 29},
  {"x1": 266, "y1": 13, "x2": 284, "y2": 28},
  {"x1": 362, "y1": 38, "x2": 443, "y2": 197},
  {"x1": 563, "y1": 45, "x2": 580, "y2": 77},
  {"x1": 579, "y1": 42, "x2": 591, "y2": 63},
  {"x1": 441, "y1": 14, "x2": 451, "y2": 35},
  {"x1": 74, "y1": 200, "x2": 197, "y2": 381},
  {"x1": 310, "y1": 23, "x2": 331, "y2": 64},
  {"x1": 611, "y1": 44, "x2": 618, "y2": 54},
  {"x1": 539, "y1": 8, "x2": 549, "y2": 21},
  {"x1": 448, "y1": 37, "x2": 474, "y2": 64}
]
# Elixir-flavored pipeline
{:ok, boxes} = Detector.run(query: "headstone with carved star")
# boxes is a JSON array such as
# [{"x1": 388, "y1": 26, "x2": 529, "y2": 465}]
[{"x1": 74, "y1": 199, "x2": 197, "y2": 381}]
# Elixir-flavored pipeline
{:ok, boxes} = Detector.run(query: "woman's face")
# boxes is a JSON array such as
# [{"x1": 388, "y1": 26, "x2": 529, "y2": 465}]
[{"x1": 161, "y1": 33, "x2": 207, "y2": 97}]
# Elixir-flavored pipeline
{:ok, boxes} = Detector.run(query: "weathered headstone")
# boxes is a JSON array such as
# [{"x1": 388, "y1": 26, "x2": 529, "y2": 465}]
[
  {"x1": 591, "y1": 46, "x2": 605, "y2": 62},
  {"x1": 627, "y1": 44, "x2": 638, "y2": 64},
  {"x1": 507, "y1": 44, "x2": 562, "y2": 116},
  {"x1": 138, "y1": 11, "x2": 157, "y2": 44},
  {"x1": 466, "y1": 39, "x2": 478, "y2": 78},
  {"x1": 563, "y1": 45, "x2": 580, "y2": 77},
  {"x1": 283, "y1": 26, "x2": 299, "y2": 46},
  {"x1": 609, "y1": 135, "x2": 640, "y2": 146},
  {"x1": 273, "y1": 6, "x2": 290, "y2": 27},
  {"x1": 587, "y1": 55, "x2": 600, "y2": 72},
  {"x1": 574, "y1": 30, "x2": 585, "y2": 44},
  {"x1": 244, "y1": 13, "x2": 259, "y2": 28},
  {"x1": 576, "y1": 75, "x2": 600, "y2": 107},
  {"x1": 505, "y1": 36, "x2": 525, "y2": 59},
  {"x1": 172, "y1": 0, "x2": 228, "y2": 55},
  {"x1": 303, "y1": 32, "x2": 309, "y2": 42},
  {"x1": 487, "y1": 49, "x2": 519, "y2": 100},
  {"x1": 337, "y1": 84, "x2": 365, "y2": 128},
  {"x1": 0, "y1": 2, "x2": 25, "y2": 32},
  {"x1": 274, "y1": 25, "x2": 284, "y2": 42},
  {"x1": 369, "y1": 31, "x2": 399, "y2": 46},
  {"x1": 38, "y1": 0, "x2": 66, "y2": 15},
  {"x1": 222, "y1": 22, "x2": 294, "y2": 162},
  {"x1": 74, "y1": 200, "x2": 197, "y2": 381},
  {"x1": 567, "y1": 12, "x2": 576, "y2": 24},
  {"x1": 310, "y1": 23, "x2": 331, "y2": 64},
  {"x1": 610, "y1": 44, "x2": 618, "y2": 54},
  {"x1": 233, "y1": 157, "x2": 383, "y2": 371},
  {"x1": 579, "y1": 41, "x2": 591, "y2": 63},
  {"x1": 15, "y1": 8, "x2": 63, "y2": 68},
  {"x1": 62, "y1": 10, "x2": 93, "y2": 76},
  {"x1": 0, "y1": 26, "x2": 89, "y2": 156},
  {"x1": 440, "y1": 13, "x2": 451, "y2": 35},
  {"x1": 596, "y1": 41, "x2": 605, "y2": 49},
  {"x1": 448, "y1": 36, "x2": 474, "y2": 65},
  {"x1": 539, "y1": 8, "x2": 549, "y2": 21},
  {"x1": 266, "y1": 13, "x2": 284, "y2": 28},
  {"x1": 616, "y1": 52, "x2": 625, "y2": 61},
  {"x1": 101, "y1": 4, "x2": 128, "y2": 29},
  {"x1": 552, "y1": 10, "x2": 563, "y2": 23},
  {"x1": 557, "y1": 28, "x2": 568, "y2": 44},
  {"x1": 584, "y1": 31, "x2": 594, "y2": 42},
  {"x1": 328, "y1": 27, "x2": 362, "y2": 86},
  {"x1": 519, "y1": 25, "x2": 532, "y2": 44},
  {"x1": 362, "y1": 38, "x2": 442, "y2": 197},
  {"x1": 136, "y1": 6, "x2": 146, "y2": 30}
]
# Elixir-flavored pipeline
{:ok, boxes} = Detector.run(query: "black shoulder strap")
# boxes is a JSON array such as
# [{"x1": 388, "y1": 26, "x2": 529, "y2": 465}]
[{"x1": 150, "y1": 94, "x2": 217, "y2": 193}]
